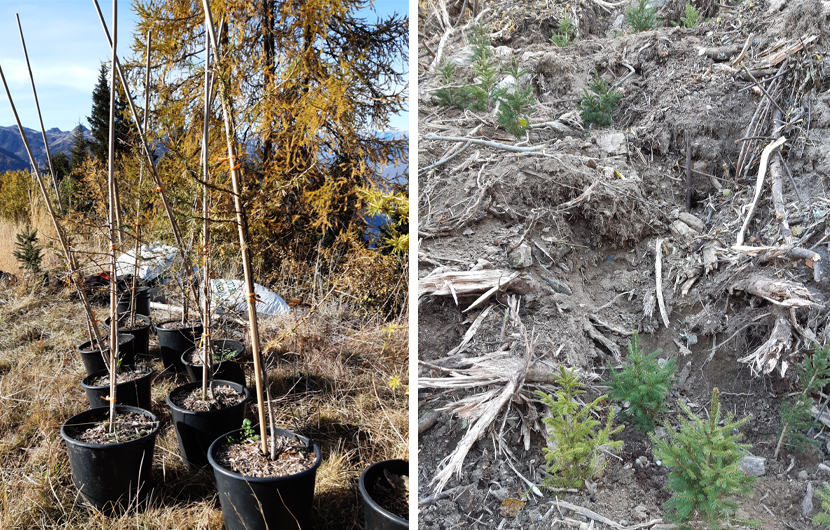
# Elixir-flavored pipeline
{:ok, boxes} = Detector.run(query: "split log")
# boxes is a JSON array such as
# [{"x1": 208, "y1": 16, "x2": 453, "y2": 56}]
[
  {"x1": 418, "y1": 269, "x2": 520, "y2": 310},
  {"x1": 730, "y1": 274, "x2": 815, "y2": 309},
  {"x1": 737, "y1": 307, "x2": 792, "y2": 375},
  {"x1": 755, "y1": 35, "x2": 817, "y2": 68}
]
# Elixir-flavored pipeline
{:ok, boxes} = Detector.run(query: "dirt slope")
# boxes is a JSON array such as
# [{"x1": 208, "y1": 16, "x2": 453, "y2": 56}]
[{"x1": 418, "y1": 0, "x2": 830, "y2": 528}]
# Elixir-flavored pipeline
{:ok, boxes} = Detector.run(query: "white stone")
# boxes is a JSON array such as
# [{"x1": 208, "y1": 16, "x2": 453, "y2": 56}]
[
  {"x1": 595, "y1": 132, "x2": 628, "y2": 156},
  {"x1": 740, "y1": 454, "x2": 766, "y2": 477},
  {"x1": 678, "y1": 212, "x2": 705, "y2": 233},
  {"x1": 508, "y1": 242, "x2": 533, "y2": 269}
]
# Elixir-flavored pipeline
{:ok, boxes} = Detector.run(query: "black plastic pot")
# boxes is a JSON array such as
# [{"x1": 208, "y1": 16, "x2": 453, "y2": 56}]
[
  {"x1": 182, "y1": 339, "x2": 246, "y2": 387},
  {"x1": 60, "y1": 405, "x2": 160, "y2": 512},
  {"x1": 81, "y1": 364, "x2": 154, "y2": 410},
  {"x1": 359, "y1": 459, "x2": 409, "y2": 530},
  {"x1": 117, "y1": 285, "x2": 151, "y2": 316},
  {"x1": 106, "y1": 314, "x2": 152, "y2": 357},
  {"x1": 208, "y1": 427, "x2": 322, "y2": 530},
  {"x1": 77, "y1": 333, "x2": 135, "y2": 378},
  {"x1": 166, "y1": 380, "x2": 250, "y2": 470},
  {"x1": 155, "y1": 320, "x2": 203, "y2": 372}
]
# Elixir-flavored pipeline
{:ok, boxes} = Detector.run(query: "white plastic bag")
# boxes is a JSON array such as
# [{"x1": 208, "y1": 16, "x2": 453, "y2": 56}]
[
  {"x1": 115, "y1": 243, "x2": 180, "y2": 281},
  {"x1": 210, "y1": 279, "x2": 290, "y2": 316}
]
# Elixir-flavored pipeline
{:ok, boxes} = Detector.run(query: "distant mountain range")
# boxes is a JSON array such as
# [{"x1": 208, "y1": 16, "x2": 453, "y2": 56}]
[{"x1": 0, "y1": 125, "x2": 90, "y2": 173}]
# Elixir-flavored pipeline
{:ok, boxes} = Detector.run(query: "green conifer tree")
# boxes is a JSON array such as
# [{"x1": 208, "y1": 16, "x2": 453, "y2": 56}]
[
  {"x1": 652, "y1": 388, "x2": 757, "y2": 528},
  {"x1": 536, "y1": 367, "x2": 624, "y2": 489},
  {"x1": 87, "y1": 63, "x2": 130, "y2": 163},
  {"x1": 13, "y1": 227, "x2": 43, "y2": 274}
]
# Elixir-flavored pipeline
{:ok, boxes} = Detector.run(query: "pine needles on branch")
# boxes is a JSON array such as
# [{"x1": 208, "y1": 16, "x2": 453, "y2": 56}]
[
  {"x1": 651, "y1": 388, "x2": 757, "y2": 529},
  {"x1": 774, "y1": 344, "x2": 830, "y2": 459},
  {"x1": 537, "y1": 367, "x2": 623, "y2": 489},
  {"x1": 606, "y1": 331, "x2": 676, "y2": 432}
]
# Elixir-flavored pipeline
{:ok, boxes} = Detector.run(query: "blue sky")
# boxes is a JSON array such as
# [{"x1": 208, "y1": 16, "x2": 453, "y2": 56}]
[{"x1": 0, "y1": 0, "x2": 408, "y2": 133}]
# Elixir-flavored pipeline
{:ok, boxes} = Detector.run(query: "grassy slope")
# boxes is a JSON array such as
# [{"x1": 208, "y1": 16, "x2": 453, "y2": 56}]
[{"x1": 0, "y1": 284, "x2": 407, "y2": 529}]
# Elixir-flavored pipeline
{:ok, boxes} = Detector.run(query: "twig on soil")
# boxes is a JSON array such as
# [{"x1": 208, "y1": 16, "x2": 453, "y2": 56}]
[
  {"x1": 587, "y1": 314, "x2": 634, "y2": 337},
  {"x1": 419, "y1": 410, "x2": 441, "y2": 435},
  {"x1": 735, "y1": 137, "x2": 787, "y2": 247},
  {"x1": 555, "y1": 180, "x2": 599, "y2": 213},
  {"x1": 447, "y1": 305, "x2": 494, "y2": 356},
  {"x1": 504, "y1": 459, "x2": 542, "y2": 497},
  {"x1": 584, "y1": 318, "x2": 622, "y2": 362},
  {"x1": 418, "y1": 485, "x2": 466, "y2": 507},
  {"x1": 655, "y1": 239, "x2": 670, "y2": 328},
  {"x1": 424, "y1": 134, "x2": 546, "y2": 152},
  {"x1": 593, "y1": 290, "x2": 636, "y2": 313},
  {"x1": 742, "y1": 66, "x2": 786, "y2": 116},
  {"x1": 419, "y1": 124, "x2": 483, "y2": 176}
]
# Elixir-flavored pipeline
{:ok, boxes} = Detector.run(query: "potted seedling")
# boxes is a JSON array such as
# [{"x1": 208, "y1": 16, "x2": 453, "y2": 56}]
[
  {"x1": 197, "y1": 6, "x2": 321, "y2": 528},
  {"x1": 59, "y1": 9, "x2": 159, "y2": 510},
  {"x1": 166, "y1": 36, "x2": 250, "y2": 469},
  {"x1": 359, "y1": 459, "x2": 409, "y2": 529}
]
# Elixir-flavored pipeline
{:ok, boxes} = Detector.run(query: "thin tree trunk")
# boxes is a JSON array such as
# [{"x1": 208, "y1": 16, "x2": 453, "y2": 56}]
[{"x1": 106, "y1": 0, "x2": 119, "y2": 431}]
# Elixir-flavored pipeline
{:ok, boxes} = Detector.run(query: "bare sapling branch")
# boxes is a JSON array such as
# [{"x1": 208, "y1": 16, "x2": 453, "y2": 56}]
[
  {"x1": 16, "y1": 14, "x2": 62, "y2": 214},
  {"x1": 106, "y1": 0, "x2": 119, "y2": 431},
  {"x1": 201, "y1": 27, "x2": 213, "y2": 400},
  {"x1": 92, "y1": 0, "x2": 203, "y2": 325},
  {"x1": 0, "y1": 57, "x2": 106, "y2": 360},
  {"x1": 203, "y1": 0, "x2": 269, "y2": 455}
]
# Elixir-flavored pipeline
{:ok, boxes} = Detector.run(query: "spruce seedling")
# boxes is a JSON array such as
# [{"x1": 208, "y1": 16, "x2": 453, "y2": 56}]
[
  {"x1": 536, "y1": 367, "x2": 624, "y2": 489},
  {"x1": 814, "y1": 483, "x2": 830, "y2": 527},
  {"x1": 551, "y1": 16, "x2": 575, "y2": 47},
  {"x1": 578, "y1": 71, "x2": 621, "y2": 128},
  {"x1": 495, "y1": 59, "x2": 535, "y2": 139},
  {"x1": 680, "y1": 2, "x2": 700, "y2": 28},
  {"x1": 774, "y1": 344, "x2": 830, "y2": 459},
  {"x1": 13, "y1": 227, "x2": 43, "y2": 274},
  {"x1": 625, "y1": 0, "x2": 659, "y2": 32},
  {"x1": 651, "y1": 388, "x2": 757, "y2": 529},
  {"x1": 606, "y1": 331, "x2": 676, "y2": 432}
]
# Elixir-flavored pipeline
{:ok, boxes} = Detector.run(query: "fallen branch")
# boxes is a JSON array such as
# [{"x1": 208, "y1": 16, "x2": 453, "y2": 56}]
[
  {"x1": 418, "y1": 269, "x2": 520, "y2": 310},
  {"x1": 737, "y1": 306, "x2": 792, "y2": 375},
  {"x1": 736, "y1": 137, "x2": 787, "y2": 247},
  {"x1": 424, "y1": 134, "x2": 546, "y2": 152},
  {"x1": 418, "y1": 486, "x2": 465, "y2": 507},
  {"x1": 447, "y1": 305, "x2": 493, "y2": 356},
  {"x1": 730, "y1": 274, "x2": 815, "y2": 309},
  {"x1": 655, "y1": 239, "x2": 670, "y2": 328},
  {"x1": 584, "y1": 318, "x2": 622, "y2": 362}
]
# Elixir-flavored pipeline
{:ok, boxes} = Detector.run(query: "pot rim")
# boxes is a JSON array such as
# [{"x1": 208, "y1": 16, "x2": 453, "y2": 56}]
[
  {"x1": 358, "y1": 459, "x2": 409, "y2": 525},
  {"x1": 81, "y1": 364, "x2": 153, "y2": 389},
  {"x1": 166, "y1": 380, "x2": 250, "y2": 415},
  {"x1": 106, "y1": 313, "x2": 152, "y2": 327},
  {"x1": 155, "y1": 319, "x2": 204, "y2": 332},
  {"x1": 76, "y1": 333, "x2": 136, "y2": 353},
  {"x1": 60, "y1": 405, "x2": 160, "y2": 448},
  {"x1": 181, "y1": 342, "x2": 244, "y2": 366},
  {"x1": 207, "y1": 427, "x2": 322, "y2": 483}
]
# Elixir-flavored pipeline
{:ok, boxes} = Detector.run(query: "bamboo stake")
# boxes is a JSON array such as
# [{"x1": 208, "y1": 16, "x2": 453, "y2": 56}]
[
  {"x1": 130, "y1": 30, "x2": 152, "y2": 330},
  {"x1": 202, "y1": 0, "x2": 269, "y2": 455},
  {"x1": 106, "y1": 0, "x2": 119, "y2": 431},
  {"x1": 0, "y1": 63, "x2": 105, "y2": 359},
  {"x1": 15, "y1": 14, "x2": 62, "y2": 214},
  {"x1": 201, "y1": 23, "x2": 213, "y2": 400},
  {"x1": 91, "y1": 0, "x2": 202, "y2": 322}
]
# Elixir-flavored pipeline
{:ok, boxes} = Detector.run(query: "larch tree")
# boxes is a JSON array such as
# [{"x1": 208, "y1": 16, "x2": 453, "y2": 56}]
[{"x1": 127, "y1": 0, "x2": 408, "y2": 281}]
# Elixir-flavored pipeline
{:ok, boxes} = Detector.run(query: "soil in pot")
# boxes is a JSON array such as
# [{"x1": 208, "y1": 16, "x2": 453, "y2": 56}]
[
  {"x1": 60, "y1": 406, "x2": 160, "y2": 512},
  {"x1": 166, "y1": 381, "x2": 249, "y2": 470},
  {"x1": 208, "y1": 428, "x2": 322, "y2": 530},
  {"x1": 360, "y1": 459, "x2": 409, "y2": 529},
  {"x1": 106, "y1": 314, "x2": 152, "y2": 357},
  {"x1": 182, "y1": 339, "x2": 246, "y2": 386},
  {"x1": 77, "y1": 333, "x2": 135, "y2": 377},
  {"x1": 82, "y1": 364, "x2": 154, "y2": 410},
  {"x1": 156, "y1": 320, "x2": 203, "y2": 371}
]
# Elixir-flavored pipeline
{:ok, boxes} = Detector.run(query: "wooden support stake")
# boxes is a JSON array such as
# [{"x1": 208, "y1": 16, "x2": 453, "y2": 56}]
[
  {"x1": 203, "y1": 0, "x2": 269, "y2": 455},
  {"x1": 106, "y1": 0, "x2": 119, "y2": 430}
]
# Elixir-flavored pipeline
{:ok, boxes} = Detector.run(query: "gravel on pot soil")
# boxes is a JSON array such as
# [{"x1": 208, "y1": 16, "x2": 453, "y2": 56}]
[
  {"x1": 73, "y1": 412, "x2": 157, "y2": 444},
  {"x1": 170, "y1": 384, "x2": 245, "y2": 412},
  {"x1": 214, "y1": 435, "x2": 317, "y2": 477},
  {"x1": 89, "y1": 367, "x2": 147, "y2": 386},
  {"x1": 368, "y1": 471, "x2": 409, "y2": 520},
  {"x1": 158, "y1": 321, "x2": 201, "y2": 330}
]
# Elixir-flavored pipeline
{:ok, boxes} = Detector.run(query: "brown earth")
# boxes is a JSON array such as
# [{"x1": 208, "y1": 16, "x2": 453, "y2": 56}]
[{"x1": 418, "y1": 0, "x2": 830, "y2": 528}]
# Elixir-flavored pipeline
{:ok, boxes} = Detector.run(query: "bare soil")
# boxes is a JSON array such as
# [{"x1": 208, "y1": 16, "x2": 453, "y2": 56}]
[
  {"x1": 170, "y1": 384, "x2": 246, "y2": 412},
  {"x1": 71, "y1": 412, "x2": 157, "y2": 445},
  {"x1": 89, "y1": 365, "x2": 149, "y2": 386},
  {"x1": 214, "y1": 435, "x2": 318, "y2": 477},
  {"x1": 158, "y1": 320, "x2": 202, "y2": 331},
  {"x1": 418, "y1": 0, "x2": 830, "y2": 528}
]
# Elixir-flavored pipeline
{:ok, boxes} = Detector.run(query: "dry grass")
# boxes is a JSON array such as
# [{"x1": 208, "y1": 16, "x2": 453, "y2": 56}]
[
  {"x1": 0, "y1": 280, "x2": 408, "y2": 529},
  {"x1": 0, "y1": 205, "x2": 61, "y2": 274}
]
